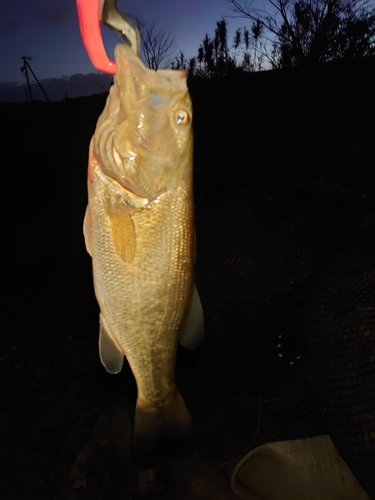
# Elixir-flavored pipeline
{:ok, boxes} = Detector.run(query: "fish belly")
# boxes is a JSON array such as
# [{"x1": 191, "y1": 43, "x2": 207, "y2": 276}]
[{"x1": 88, "y1": 162, "x2": 194, "y2": 407}]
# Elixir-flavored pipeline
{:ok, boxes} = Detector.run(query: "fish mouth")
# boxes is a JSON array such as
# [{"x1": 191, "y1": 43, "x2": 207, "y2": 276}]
[
  {"x1": 109, "y1": 175, "x2": 151, "y2": 208},
  {"x1": 108, "y1": 143, "x2": 153, "y2": 201},
  {"x1": 111, "y1": 144, "x2": 170, "y2": 201}
]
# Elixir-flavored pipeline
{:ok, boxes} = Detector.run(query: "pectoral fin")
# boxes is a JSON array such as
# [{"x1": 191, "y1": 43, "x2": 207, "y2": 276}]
[
  {"x1": 99, "y1": 314, "x2": 124, "y2": 374},
  {"x1": 83, "y1": 205, "x2": 93, "y2": 256},
  {"x1": 109, "y1": 205, "x2": 137, "y2": 264},
  {"x1": 179, "y1": 285, "x2": 205, "y2": 351}
]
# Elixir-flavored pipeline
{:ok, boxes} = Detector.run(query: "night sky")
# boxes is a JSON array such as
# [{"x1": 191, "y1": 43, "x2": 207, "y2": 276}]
[{"x1": 0, "y1": 0, "x2": 255, "y2": 103}]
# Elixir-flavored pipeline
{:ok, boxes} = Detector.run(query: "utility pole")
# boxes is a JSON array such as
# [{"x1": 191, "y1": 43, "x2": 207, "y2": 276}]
[
  {"x1": 21, "y1": 56, "x2": 33, "y2": 101},
  {"x1": 21, "y1": 56, "x2": 51, "y2": 103}
]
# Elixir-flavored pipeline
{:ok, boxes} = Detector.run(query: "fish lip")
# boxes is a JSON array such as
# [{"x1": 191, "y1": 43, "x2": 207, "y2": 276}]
[
  {"x1": 112, "y1": 143, "x2": 168, "y2": 200},
  {"x1": 107, "y1": 175, "x2": 152, "y2": 207},
  {"x1": 114, "y1": 145, "x2": 172, "y2": 168},
  {"x1": 111, "y1": 144, "x2": 172, "y2": 200},
  {"x1": 95, "y1": 156, "x2": 151, "y2": 205}
]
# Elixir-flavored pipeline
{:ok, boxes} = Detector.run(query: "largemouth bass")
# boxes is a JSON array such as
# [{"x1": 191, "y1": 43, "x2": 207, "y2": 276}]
[{"x1": 83, "y1": 42, "x2": 202, "y2": 458}]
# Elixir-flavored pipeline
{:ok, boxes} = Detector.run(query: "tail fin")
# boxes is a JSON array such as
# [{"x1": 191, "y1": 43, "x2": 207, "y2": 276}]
[{"x1": 132, "y1": 391, "x2": 192, "y2": 468}]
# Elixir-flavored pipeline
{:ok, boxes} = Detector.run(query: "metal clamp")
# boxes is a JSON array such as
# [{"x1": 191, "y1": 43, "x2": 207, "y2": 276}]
[{"x1": 76, "y1": 0, "x2": 140, "y2": 74}]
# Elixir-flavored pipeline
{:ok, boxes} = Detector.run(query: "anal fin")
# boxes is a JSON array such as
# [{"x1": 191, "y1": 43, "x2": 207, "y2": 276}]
[
  {"x1": 179, "y1": 284, "x2": 204, "y2": 351},
  {"x1": 99, "y1": 314, "x2": 124, "y2": 374}
]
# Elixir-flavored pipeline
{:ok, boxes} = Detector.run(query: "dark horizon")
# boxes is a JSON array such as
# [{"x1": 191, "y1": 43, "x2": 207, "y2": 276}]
[{"x1": 0, "y1": 0, "x2": 256, "y2": 103}]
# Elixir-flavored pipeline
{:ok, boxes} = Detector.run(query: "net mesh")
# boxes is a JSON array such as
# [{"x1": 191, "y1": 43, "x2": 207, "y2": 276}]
[
  {"x1": 302, "y1": 226, "x2": 375, "y2": 495},
  {"x1": 176, "y1": 185, "x2": 375, "y2": 498}
]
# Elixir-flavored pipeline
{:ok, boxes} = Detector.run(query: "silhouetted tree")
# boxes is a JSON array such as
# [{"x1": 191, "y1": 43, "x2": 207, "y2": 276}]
[
  {"x1": 226, "y1": 0, "x2": 375, "y2": 67},
  {"x1": 133, "y1": 16, "x2": 177, "y2": 70},
  {"x1": 172, "y1": 18, "x2": 266, "y2": 78},
  {"x1": 170, "y1": 51, "x2": 197, "y2": 75},
  {"x1": 232, "y1": 23, "x2": 264, "y2": 71},
  {"x1": 251, "y1": 19, "x2": 263, "y2": 70},
  {"x1": 234, "y1": 27, "x2": 242, "y2": 59},
  {"x1": 174, "y1": 51, "x2": 187, "y2": 70},
  {"x1": 190, "y1": 18, "x2": 242, "y2": 77}
]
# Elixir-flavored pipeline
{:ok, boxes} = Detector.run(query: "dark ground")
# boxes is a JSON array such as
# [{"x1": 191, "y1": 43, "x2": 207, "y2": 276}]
[{"x1": 1, "y1": 56, "x2": 374, "y2": 499}]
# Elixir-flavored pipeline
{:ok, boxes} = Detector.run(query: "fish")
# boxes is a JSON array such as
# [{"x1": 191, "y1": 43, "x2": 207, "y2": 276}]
[{"x1": 83, "y1": 42, "x2": 203, "y2": 459}]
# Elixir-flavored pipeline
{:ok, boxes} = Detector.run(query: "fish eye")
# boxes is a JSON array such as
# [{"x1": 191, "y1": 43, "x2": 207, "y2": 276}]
[{"x1": 176, "y1": 110, "x2": 189, "y2": 125}]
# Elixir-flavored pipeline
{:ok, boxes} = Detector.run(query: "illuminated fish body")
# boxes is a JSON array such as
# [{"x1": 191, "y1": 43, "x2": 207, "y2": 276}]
[{"x1": 83, "y1": 42, "x2": 203, "y2": 458}]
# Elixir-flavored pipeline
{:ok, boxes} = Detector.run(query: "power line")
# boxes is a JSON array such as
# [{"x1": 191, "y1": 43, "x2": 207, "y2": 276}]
[{"x1": 31, "y1": 59, "x2": 91, "y2": 65}]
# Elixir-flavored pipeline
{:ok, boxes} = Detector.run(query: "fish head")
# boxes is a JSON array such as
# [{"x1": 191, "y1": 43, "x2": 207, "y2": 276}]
[{"x1": 94, "y1": 43, "x2": 193, "y2": 202}]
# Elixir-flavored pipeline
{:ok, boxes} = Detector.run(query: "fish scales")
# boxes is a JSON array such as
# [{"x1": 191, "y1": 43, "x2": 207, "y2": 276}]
[
  {"x1": 84, "y1": 42, "x2": 200, "y2": 460},
  {"x1": 89, "y1": 160, "x2": 194, "y2": 405}
]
